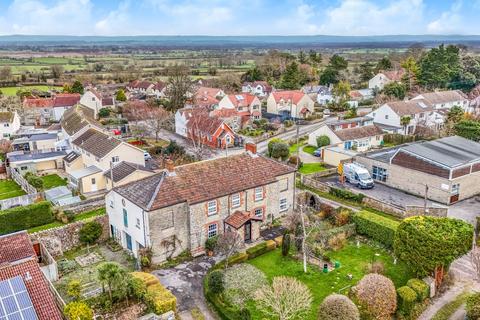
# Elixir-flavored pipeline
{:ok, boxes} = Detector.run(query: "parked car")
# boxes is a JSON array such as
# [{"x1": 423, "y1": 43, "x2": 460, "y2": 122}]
[
  {"x1": 313, "y1": 148, "x2": 322, "y2": 157},
  {"x1": 343, "y1": 162, "x2": 374, "y2": 189},
  {"x1": 144, "y1": 152, "x2": 152, "y2": 161}
]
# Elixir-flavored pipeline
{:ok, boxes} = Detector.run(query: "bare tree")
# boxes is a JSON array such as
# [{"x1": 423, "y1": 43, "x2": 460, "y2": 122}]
[
  {"x1": 0, "y1": 66, "x2": 12, "y2": 81},
  {"x1": 164, "y1": 65, "x2": 195, "y2": 112},
  {"x1": 50, "y1": 65, "x2": 64, "y2": 79},
  {"x1": 0, "y1": 139, "x2": 12, "y2": 155},
  {"x1": 187, "y1": 112, "x2": 209, "y2": 159},
  {"x1": 255, "y1": 276, "x2": 312, "y2": 320},
  {"x1": 143, "y1": 106, "x2": 170, "y2": 142},
  {"x1": 215, "y1": 231, "x2": 244, "y2": 269}
]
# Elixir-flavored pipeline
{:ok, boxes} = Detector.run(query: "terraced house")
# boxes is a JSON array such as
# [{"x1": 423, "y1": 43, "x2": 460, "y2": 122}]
[{"x1": 106, "y1": 152, "x2": 296, "y2": 263}]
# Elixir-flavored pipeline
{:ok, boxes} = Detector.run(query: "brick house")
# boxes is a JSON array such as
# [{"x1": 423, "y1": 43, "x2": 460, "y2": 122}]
[
  {"x1": 0, "y1": 231, "x2": 63, "y2": 320},
  {"x1": 355, "y1": 136, "x2": 480, "y2": 205},
  {"x1": 106, "y1": 152, "x2": 296, "y2": 263}
]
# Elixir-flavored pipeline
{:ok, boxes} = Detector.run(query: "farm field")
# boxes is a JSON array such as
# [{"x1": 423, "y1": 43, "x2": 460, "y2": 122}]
[{"x1": 0, "y1": 85, "x2": 62, "y2": 96}]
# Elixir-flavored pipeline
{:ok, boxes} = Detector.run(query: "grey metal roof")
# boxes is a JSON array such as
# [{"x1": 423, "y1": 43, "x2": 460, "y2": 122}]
[
  {"x1": 69, "y1": 166, "x2": 102, "y2": 179},
  {"x1": 401, "y1": 136, "x2": 480, "y2": 168},
  {"x1": 29, "y1": 133, "x2": 58, "y2": 141},
  {"x1": 45, "y1": 186, "x2": 71, "y2": 201},
  {"x1": 7, "y1": 150, "x2": 66, "y2": 163},
  {"x1": 365, "y1": 147, "x2": 400, "y2": 163}
]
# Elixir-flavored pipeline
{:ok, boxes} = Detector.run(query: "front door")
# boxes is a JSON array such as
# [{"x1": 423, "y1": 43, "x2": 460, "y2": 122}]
[
  {"x1": 125, "y1": 233, "x2": 133, "y2": 251},
  {"x1": 90, "y1": 177, "x2": 97, "y2": 192},
  {"x1": 244, "y1": 221, "x2": 252, "y2": 242}
]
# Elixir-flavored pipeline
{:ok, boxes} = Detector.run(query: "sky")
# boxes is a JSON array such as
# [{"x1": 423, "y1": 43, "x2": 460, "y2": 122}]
[{"x1": 0, "y1": 0, "x2": 478, "y2": 36}]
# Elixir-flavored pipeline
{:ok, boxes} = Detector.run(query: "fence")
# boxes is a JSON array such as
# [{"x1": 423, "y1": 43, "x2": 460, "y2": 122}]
[
  {"x1": 10, "y1": 169, "x2": 37, "y2": 194},
  {"x1": 0, "y1": 193, "x2": 42, "y2": 210}
]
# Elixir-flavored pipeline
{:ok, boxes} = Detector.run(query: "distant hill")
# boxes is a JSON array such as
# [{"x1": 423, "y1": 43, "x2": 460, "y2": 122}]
[{"x1": 1, "y1": 35, "x2": 480, "y2": 49}]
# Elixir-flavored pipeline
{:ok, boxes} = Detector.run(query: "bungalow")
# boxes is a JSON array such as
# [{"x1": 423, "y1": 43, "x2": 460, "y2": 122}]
[
  {"x1": 7, "y1": 150, "x2": 66, "y2": 175},
  {"x1": 368, "y1": 69, "x2": 405, "y2": 90},
  {"x1": 106, "y1": 152, "x2": 296, "y2": 262},
  {"x1": 0, "y1": 111, "x2": 20, "y2": 138},
  {"x1": 218, "y1": 93, "x2": 262, "y2": 123},
  {"x1": 266, "y1": 90, "x2": 315, "y2": 119},
  {"x1": 367, "y1": 99, "x2": 437, "y2": 134},
  {"x1": 356, "y1": 136, "x2": 480, "y2": 205},
  {"x1": 64, "y1": 128, "x2": 145, "y2": 194},
  {"x1": 242, "y1": 81, "x2": 273, "y2": 97},
  {"x1": 411, "y1": 90, "x2": 469, "y2": 111}
]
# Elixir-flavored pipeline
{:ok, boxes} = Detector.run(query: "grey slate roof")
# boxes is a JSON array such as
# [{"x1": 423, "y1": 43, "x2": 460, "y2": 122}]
[
  {"x1": 72, "y1": 129, "x2": 122, "y2": 159},
  {"x1": 63, "y1": 151, "x2": 81, "y2": 164},
  {"x1": 7, "y1": 150, "x2": 66, "y2": 162},
  {"x1": 400, "y1": 136, "x2": 480, "y2": 168},
  {"x1": 61, "y1": 104, "x2": 102, "y2": 136},
  {"x1": 29, "y1": 133, "x2": 58, "y2": 141},
  {"x1": 103, "y1": 161, "x2": 153, "y2": 183}
]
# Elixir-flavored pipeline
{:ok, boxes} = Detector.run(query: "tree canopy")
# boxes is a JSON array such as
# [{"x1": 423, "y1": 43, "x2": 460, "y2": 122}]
[
  {"x1": 394, "y1": 216, "x2": 473, "y2": 277},
  {"x1": 417, "y1": 44, "x2": 462, "y2": 90},
  {"x1": 382, "y1": 82, "x2": 406, "y2": 99}
]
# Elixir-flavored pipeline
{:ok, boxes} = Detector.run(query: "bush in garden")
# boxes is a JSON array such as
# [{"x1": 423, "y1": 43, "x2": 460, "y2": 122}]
[
  {"x1": 67, "y1": 280, "x2": 82, "y2": 301},
  {"x1": 397, "y1": 286, "x2": 417, "y2": 315},
  {"x1": 355, "y1": 273, "x2": 397, "y2": 320},
  {"x1": 466, "y1": 292, "x2": 480, "y2": 320},
  {"x1": 267, "y1": 138, "x2": 283, "y2": 157},
  {"x1": 365, "y1": 261, "x2": 385, "y2": 275},
  {"x1": 246, "y1": 240, "x2": 276, "y2": 259},
  {"x1": 98, "y1": 107, "x2": 111, "y2": 118},
  {"x1": 282, "y1": 233, "x2": 291, "y2": 256},
  {"x1": 394, "y1": 216, "x2": 473, "y2": 277},
  {"x1": 334, "y1": 209, "x2": 351, "y2": 226},
  {"x1": 271, "y1": 142, "x2": 290, "y2": 160},
  {"x1": 238, "y1": 308, "x2": 252, "y2": 320},
  {"x1": 64, "y1": 301, "x2": 94, "y2": 320},
  {"x1": 329, "y1": 187, "x2": 365, "y2": 203},
  {"x1": 288, "y1": 155, "x2": 303, "y2": 168},
  {"x1": 223, "y1": 264, "x2": 267, "y2": 306},
  {"x1": 318, "y1": 294, "x2": 360, "y2": 320},
  {"x1": 205, "y1": 236, "x2": 218, "y2": 252},
  {"x1": 318, "y1": 203, "x2": 335, "y2": 220},
  {"x1": 131, "y1": 272, "x2": 176, "y2": 314},
  {"x1": 407, "y1": 278, "x2": 430, "y2": 301},
  {"x1": 353, "y1": 210, "x2": 399, "y2": 248},
  {"x1": 24, "y1": 172, "x2": 44, "y2": 190},
  {"x1": 316, "y1": 135, "x2": 330, "y2": 147},
  {"x1": 327, "y1": 233, "x2": 347, "y2": 251},
  {"x1": 79, "y1": 221, "x2": 103, "y2": 245},
  {"x1": 208, "y1": 270, "x2": 224, "y2": 294}
]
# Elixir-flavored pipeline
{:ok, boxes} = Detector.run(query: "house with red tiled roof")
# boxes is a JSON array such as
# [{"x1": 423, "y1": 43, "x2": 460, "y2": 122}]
[
  {"x1": 80, "y1": 88, "x2": 115, "y2": 119},
  {"x1": 218, "y1": 93, "x2": 262, "y2": 126},
  {"x1": 0, "y1": 231, "x2": 63, "y2": 320},
  {"x1": 175, "y1": 107, "x2": 237, "y2": 149},
  {"x1": 266, "y1": 90, "x2": 315, "y2": 119},
  {"x1": 106, "y1": 152, "x2": 296, "y2": 262},
  {"x1": 368, "y1": 69, "x2": 405, "y2": 90},
  {"x1": 23, "y1": 93, "x2": 80, "y2": 125},
  {"x1": 194, "y1": 87, "x2": 225, "y2": 108}
]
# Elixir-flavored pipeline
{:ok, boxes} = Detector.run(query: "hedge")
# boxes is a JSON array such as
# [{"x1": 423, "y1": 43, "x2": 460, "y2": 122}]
[
  {"x1": 407, "y1": 279, "x2": 430, "y2": 301},
  {"x1": 214, "y1": 252, "x2": 249, "y2": 270},
  {"x1": 131, "y1": 272, "x2": 176, "y2": 314},
  {"x1": 0, "y1": 201, "x2": 54, "y2": 235},
  {"x1": 397, "y1": 286, "x2": 417, "y2": 315},
  {"x1": 353, "y1": 210, "x2": 400, "y2": 247},
  {"x1": 466, "y1": 292, "x2": 480, "y2": 320},
  {"x1": 329, "y1": 187, "x2": 365, "y2": 203},
  {"x1": 246, "y1": 240, "x2": 276, "y2": 259}
]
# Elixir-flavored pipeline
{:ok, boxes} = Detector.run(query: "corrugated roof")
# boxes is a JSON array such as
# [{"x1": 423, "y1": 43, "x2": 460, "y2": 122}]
[{"x1": 70, "y1": 165, "x2": 102, "y2": 179}]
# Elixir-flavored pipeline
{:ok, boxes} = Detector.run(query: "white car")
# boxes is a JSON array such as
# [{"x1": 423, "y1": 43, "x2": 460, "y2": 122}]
[{"x1": 144, "y1": 152, "x2": 152, "y2": 161}]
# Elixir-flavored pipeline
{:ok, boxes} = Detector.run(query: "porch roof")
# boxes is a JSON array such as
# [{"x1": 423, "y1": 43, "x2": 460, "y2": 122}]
[
  {"x1": 224, "y1": 210, "x2": 262, "y2": 229},
  {"x1": 69, "y1": 165, "x2": 102, "y2": 179}
]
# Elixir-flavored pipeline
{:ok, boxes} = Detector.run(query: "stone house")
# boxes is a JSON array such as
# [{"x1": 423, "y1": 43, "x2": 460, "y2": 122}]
[
  {"x1": 106, "y1": 152, "x2": 296, "y2": 263},
  {"x1": 355, "y1": 136, "x2": 480, "y2": 205}
]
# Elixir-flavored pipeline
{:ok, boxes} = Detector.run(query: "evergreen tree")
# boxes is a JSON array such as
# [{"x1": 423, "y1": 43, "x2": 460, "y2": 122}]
[
  {"x1": 70, "y1": 80, "x2": 84, "y2": 94},
  {"x1": 280, "y1": 61, "x2": 300, "y2": 89},
  {"x1": 376, "y1": 57, "x2": 393, "y2": 72}
]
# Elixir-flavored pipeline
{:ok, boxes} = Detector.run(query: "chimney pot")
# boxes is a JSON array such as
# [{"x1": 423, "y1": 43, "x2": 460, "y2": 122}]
[
  {"x1": 245, "y1": 142, "x2": 257, "y2": 154},
  {"x1": 165, "y1": 159, "x2": 175, "y2": 173}
]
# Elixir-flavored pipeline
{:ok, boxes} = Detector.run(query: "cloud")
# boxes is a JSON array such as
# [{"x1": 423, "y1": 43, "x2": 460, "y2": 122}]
[
  {"x1": 95, "y1": 1, "x2": 132, "y2": 35},
  {"x1": 427, "y1": 0, "x2": 464, "y2": 34}
]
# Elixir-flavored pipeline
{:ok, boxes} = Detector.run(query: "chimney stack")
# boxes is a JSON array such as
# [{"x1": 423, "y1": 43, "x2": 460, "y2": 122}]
[
  {"x1": 165, "y1": 159, "x2": 175, "y2": 175},
  {"x1": 245, "y1": 142, "x2": 257, "y2": 154}
]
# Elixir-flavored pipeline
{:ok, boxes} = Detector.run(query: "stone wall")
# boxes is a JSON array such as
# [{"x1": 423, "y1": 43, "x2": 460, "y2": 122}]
[
  {"x1": 30, "y1": 215, "x2": 109, "y2": 257},
  {"x1": 362, "y1": 197, "x2": 405, "y2": 218},
  {"x1": 405, "y1": 205, "x2": 448, "y2": 218},
  {"x1": 60, "y1": 196, "x2": 105, "y2": 214}
]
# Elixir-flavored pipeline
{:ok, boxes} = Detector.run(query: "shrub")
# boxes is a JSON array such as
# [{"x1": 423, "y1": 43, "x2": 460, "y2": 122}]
[
  {"x1": 238, "y1": 308, "x2": 252, "y2": 320},
  {"x1": 407, "y1": 278, "x2": 430, "y2": 301},
  {"x1": 467, "y1": 292, "x2": 480, "y2": 320},
  {"x1": 355, "y1": 274, "x2": 397, "y2": 320},
  {"x1": 67, "y1": 280, "x2": 82, "y2": 301},
  {"x1": 205, "y1": 236, "x2": 218, "y2": 252},
  {"x1": 246, "y1": 240, "x2": 276, "y2": 259},
  {"x1": 327, "y1": 233, "x2": 347, "y2": 251},
  {"x1": 98, "y1": 107, "x2": 111, "y2": 117},
  {"x1": 284, "y1": 120, "x2": 294, "y2": 128},
  {"x1": 132, "y1": 272, "x2": 176, "y2": 314},
  {"x1": 318, "y1": 294, "x2": 360, "y2": 320},
  {"x1": 365, "y1": 261, "x2": 385, "y2": 275},
  {"x1": 24, "y1": 172, "x2": 43, "y2": 190},
  {"x1": 271, "y1": 142, "x2": 290, "y2": 160},
  {"x1": 79, "y1": 221, "x2": 103, "y2": 245},
  {"x1": 334, "y1": 208, "x2": 351, "y2": 226},
  {"x1": 318, "y1": 202, "x2": 335, "y2": 220},
  {"x1": 288, "y1": 156, "x2": 303, "y2": 168},
  {"x1": 329, "y1": 187, "x2": 365, "y2": 203},
  {"x1": 0, "y1": 201, "x2": 53, "y2": 235},
  {"x1": 397, "y1": 286, "x2": 417, "y2": 315},
  {"x1": 224, "y1": 264, "x2": 268, "y2": 306},
  {"x1": 394, "y1": 216, "x2": 473, "y2": 277},
  {"x1": 208, "y1": 270, "x2": 224, "y2": 294},
  {"x1": 316, "y1": 135, "x2": 330, "y2": 147},
  {"x1": 64, "y1": 301, "x2": 94, "y2": 320},
  {"x1": 353, "y1": 210, "x2": 400, "y2": 247},
  {"x1": 282, "y1": 233, "x2": 291, "y2": 256}
]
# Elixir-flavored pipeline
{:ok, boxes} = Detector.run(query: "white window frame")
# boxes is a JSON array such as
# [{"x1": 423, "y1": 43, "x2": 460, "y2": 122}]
[
  {"x1": 254, "y1": 207, "x2": 263, "y2": 218},
  {"x1": 207, "y1": 223, "x2": 218, "y2": 238},
  {"x1": 279, "y1": 198, "x2": 288, "y2": 212},
  {"x1": 207, "y1": 200, "x2": 217, "y2": 216},
  {"x1": 452, "y1": 183, "x2": 460, "y2": 194},
  {"x1": 231, "y1": 193, "x2": 240, "y2": 208},
  {"x1": 255, "y1": 187, "x2": 263, "y2": 201}
]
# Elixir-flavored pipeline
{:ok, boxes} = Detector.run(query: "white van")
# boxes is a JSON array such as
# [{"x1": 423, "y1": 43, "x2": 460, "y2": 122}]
[{"x1": 343, "y1": 163, "x2": 374, "y2": 189}]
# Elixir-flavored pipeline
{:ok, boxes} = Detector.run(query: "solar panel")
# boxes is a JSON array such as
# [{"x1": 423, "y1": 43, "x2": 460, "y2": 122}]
[{"x1": 0, "y1": 277, "x2": 38, "y2": 320}]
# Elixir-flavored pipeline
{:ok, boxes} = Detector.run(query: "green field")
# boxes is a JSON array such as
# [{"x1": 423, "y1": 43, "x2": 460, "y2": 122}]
[
  {"x1": 0, "y1": 180, "x2": 26, "y2": 200},
  {"x1": 0, "y1": 85, "x2": 62, "y2": 96},
  {"x1": 247, "y1": 244, "x2": 414, "y2": 320}
]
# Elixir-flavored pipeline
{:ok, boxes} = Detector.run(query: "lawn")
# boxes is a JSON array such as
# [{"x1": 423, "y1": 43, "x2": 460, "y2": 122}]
[
  {"x1": 303, "y1": 145, "x2": 317, "y2": 155},
  {"x1": 0, "y1": 180, "x2": 26, "y2": 200},
  {"x1": 289, "y1": 142, "x2": 306, "y2": 154},
  {"x1": 27, "y1": 208, "x2": 106, "y2": 233},
  {"x1": 247, "y1": 243, "x2": 414, "y2": 320},
  {"x1": 40, "y1": 174, "x2": 67, "y2": 190},
  {"x1": 0, "y1": 85, "x2": 62, "y2": 96},
  {"x1": 299, "y1": 163, "x2": 326, "y2": 174}
]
